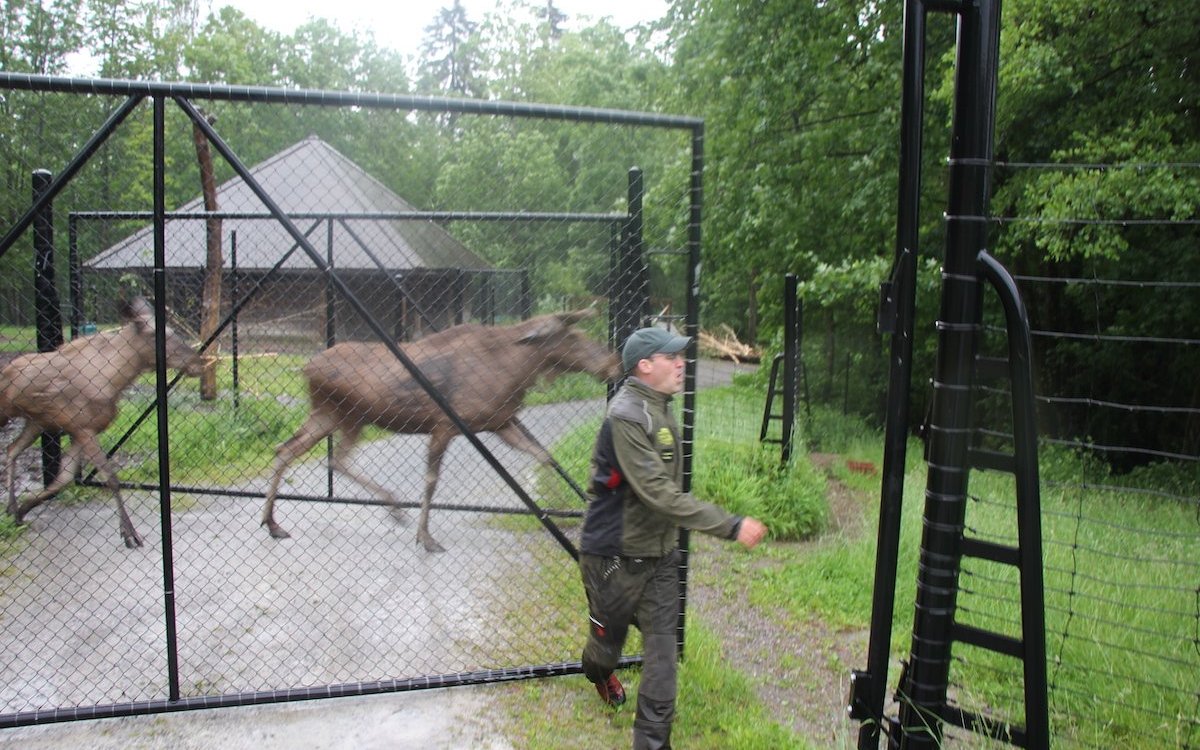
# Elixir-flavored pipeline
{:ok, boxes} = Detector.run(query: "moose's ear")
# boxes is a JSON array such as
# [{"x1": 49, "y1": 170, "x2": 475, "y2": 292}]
[
  {"x1": 555, "y1": 308, "x2": 597, "y2": 327},
  {"x1": 515, "y1": 307, "x2": 596, "y2": 343},
  {"x1": 514, "y1": 314, "x2": 566, "y2": 342},
  {"x1": 121, "y1": 296, "x2": 154, "y2": 330}
]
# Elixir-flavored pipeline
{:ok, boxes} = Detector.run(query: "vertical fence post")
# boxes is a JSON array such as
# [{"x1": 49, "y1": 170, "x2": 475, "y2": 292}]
[
  {"x1": 781, "y1": 273, "x2": 799, "y2": 465},
  {"x1": 68, "y1": 214, "x2": 82, "y2": 338},
  {"x1": 152, "y1": 94, "x2": 182, "y2": 705},
  {"x1": 32, "y1": 169, "x2": 63, "y2": 488},
  {"x1": 896, "y1": 0, "x2": 1002, "y2": 746},
  {"x1": 850, "y1": 2, "x2": 927, "y2": 745},
  {"x1": 325, "y1": 218, "x2": 336, "y2": 497},
  {"x1": 231, "y1": 230, "x2": 240, "y2": 409},
  {"x1": 612, "y1": 166, "x2": 647, "y2": 351},
  {"x1": 676, "y1": 124, "x2": 704, "y2": 662}
]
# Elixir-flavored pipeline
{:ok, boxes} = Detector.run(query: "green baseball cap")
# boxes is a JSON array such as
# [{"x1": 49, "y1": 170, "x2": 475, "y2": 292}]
[{"x1": 622, "y1": 327, "x2": 691, "y2": 372}]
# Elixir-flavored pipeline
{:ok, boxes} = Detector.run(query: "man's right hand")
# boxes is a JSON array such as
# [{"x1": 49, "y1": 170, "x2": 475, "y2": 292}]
[{"x1": 736, "y1": 517, "x2": 768, "y2": 549}]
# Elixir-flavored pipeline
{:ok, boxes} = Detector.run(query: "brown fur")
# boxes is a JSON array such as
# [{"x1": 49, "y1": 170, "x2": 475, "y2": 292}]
[
  {"x1": 1, "y1": 297, "x2": 204, "y2": 548},
  {"x1": 261, "y1": 309, "x2": 621, "y2": 552}
]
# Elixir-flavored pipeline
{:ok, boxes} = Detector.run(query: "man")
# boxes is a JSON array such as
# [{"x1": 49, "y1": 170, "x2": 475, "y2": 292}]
[{"x1": 579, "y1": 326, "x2": 768, "y2": 750}]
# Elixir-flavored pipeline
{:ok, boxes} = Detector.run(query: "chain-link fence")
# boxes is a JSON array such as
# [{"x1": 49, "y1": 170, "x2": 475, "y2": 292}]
[{"x1": 0, "y1": 76, "x2": 706, "y2": 725}]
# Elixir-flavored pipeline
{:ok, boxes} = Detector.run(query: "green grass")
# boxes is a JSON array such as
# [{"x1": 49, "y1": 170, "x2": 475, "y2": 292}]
[
  {"x1": 0, "y1": 325, "x2": 37, "y2": 353},
  {"x1": 490, "y1": 525, "x2": 813, "y2": 750},
  {"x1": 508, "y1": 392, "x2": 1199, "y2": 748},
  {"x1": 951, "y1": 452, "x2": 1199, "y2": 747},
  {"x1": 497, "y1": 621, "x2": 812, "y2": 750}
]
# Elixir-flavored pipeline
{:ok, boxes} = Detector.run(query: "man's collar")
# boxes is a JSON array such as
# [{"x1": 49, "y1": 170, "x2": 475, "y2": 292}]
[{"x1": 626, "y1": 376, "x2": 672, "y2": 402}]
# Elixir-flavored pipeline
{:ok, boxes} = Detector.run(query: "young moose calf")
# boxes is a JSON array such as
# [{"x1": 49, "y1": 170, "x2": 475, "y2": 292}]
[
  {"x1": 261, "y1": 309, "x2": 622, "y2": 552},
  {"x1": 0, "y1": 297, "x2": 203, "y2": 548}
]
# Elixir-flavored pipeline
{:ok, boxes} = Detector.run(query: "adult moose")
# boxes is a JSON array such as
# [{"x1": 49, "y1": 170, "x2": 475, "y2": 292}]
[
  {"x1": 1, "y1": 296, "x2": 204, "y2": 548},
  {"x1": 261, "y1": 309, "x2": 622, "y2": 552}
]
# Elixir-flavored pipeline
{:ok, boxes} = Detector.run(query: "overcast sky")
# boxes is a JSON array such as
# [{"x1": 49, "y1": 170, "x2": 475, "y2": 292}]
[{"x1": 223, "y1": 0, "x2": 670, "y2": 60}]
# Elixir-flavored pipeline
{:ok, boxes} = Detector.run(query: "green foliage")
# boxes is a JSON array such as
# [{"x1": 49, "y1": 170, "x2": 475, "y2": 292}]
[
  {"x1": 693, "y1": 440, "x2": 826, "y2": 542},
  {"x1": 800, "y1": 405, "x2": 886, "y2": 459}
]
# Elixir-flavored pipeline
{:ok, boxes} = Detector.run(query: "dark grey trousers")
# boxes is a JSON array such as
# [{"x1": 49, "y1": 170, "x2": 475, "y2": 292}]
[{"x1": 580, "y1": 550, "x2": 680, "y2": 750}]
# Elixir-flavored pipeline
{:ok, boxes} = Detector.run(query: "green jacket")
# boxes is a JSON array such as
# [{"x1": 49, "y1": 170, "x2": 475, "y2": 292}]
[{"x1": 580, "y1": 377, "x2": 741, "y2": 557}]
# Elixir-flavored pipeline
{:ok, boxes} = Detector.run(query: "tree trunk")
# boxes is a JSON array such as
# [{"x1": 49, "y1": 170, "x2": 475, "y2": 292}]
[
  {"x1": 746, "y1": 266, "x2": 759, "y2": 344},
  {"x1": 192, "y1": 110, "x2": 222, "y2": 400}
]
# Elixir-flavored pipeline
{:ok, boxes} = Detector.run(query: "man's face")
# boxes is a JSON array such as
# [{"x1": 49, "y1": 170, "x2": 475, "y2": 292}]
[{"x1": 640, "y1": 350, "x2": 685, "y2": 395}]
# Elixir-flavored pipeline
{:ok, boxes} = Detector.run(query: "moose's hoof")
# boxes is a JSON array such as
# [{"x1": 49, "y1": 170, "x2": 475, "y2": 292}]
[
  {"x1": 123, "y1": 533, "x2": 144, "y2": 549},
  {"x1": 419, "y1": 534, "x2": 446, "y2": 554},
  {"x1": 264, "y1": 521, "x2": 291, "y2": 540}
]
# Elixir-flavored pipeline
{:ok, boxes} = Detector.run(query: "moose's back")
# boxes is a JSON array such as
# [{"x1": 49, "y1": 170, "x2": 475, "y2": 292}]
[{"x1": 305, "y1": 324, "x2": 550, "y2": 434}]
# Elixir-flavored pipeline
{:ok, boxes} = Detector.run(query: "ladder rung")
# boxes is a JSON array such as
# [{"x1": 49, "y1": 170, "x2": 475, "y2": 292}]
[
  {"x1": 970, "y1": 447, "x2": 1015, "y2": 474},
  {"x1": 961, "y1": 537, "x2": 1020, "y2": 567},
  {"x1": 974, "y1": 355, "x2": 1010, "y2": 381},
  {"x1": 940, "y1": 706, "x2": 1027, "y2": 746},
  {"x1": 953, "y1": 622, "x2": 1023, "y2": 658}
]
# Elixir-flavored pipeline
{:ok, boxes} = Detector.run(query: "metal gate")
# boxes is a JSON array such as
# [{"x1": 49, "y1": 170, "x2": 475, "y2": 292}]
[
  {"x1": 847, "y1": 0, "x2": 1049, "y2": 747},
  {"x1": 0, "y1": 75, "x2": 703, "y2": 727}
]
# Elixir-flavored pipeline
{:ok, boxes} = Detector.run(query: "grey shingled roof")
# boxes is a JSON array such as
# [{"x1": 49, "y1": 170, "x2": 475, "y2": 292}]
[{"x1": 87, "y1": 136, "x2": 489, "y2": 272}]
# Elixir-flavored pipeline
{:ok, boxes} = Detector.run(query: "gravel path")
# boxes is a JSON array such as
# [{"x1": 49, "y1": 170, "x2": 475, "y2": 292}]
[{"x1": 0, "y1": 357, "x2": 761, "y2": 747}]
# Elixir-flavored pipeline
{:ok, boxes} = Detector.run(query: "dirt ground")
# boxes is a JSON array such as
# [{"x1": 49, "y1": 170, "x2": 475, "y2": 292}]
[{"x1": 686, "y1": 453, "x2": 874, "y2": 748}]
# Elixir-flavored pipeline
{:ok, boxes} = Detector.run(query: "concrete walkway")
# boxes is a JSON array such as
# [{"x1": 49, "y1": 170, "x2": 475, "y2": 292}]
[
  {"x1": 0, "y1": 684, "x2": 514, "y2": 749},
  {"x1": 0, "y1": 357, "x2": 757, "y2": 749}
]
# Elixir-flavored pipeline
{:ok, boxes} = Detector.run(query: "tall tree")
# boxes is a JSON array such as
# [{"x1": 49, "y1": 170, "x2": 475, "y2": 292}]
[
  {"x1": 418, "y1": 1, "x2": 484, "y2": 99},
  {"x1": 0, "y1": 0, "x2": 85, "y2": 75},
  {"x1": 535, "y1": 0, "x2": 567, "y2": 43},
  {"x1": 191, "y1": 108, "x2": 221, "y2": 401},
  {"x1": 664, "y1": 0, "x2": 916, "y2": 343}
]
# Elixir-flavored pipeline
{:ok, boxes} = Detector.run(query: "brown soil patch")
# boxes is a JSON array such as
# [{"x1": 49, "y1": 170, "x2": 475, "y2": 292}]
[{"x1": 687, "y1": 452, "x2": 873, "y2": 748}]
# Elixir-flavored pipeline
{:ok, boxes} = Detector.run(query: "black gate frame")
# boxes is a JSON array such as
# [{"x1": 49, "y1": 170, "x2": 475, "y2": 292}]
[
  {"x1": 0, "y1": 73, "x2": 705, "y2": 727},
  {"x1": 847, "y1": 0, "x2": 1049, "y2": 748}
]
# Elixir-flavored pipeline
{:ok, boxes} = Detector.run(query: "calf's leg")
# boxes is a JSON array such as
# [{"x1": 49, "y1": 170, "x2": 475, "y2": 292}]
[
  {"x1": 495, "y1": 422, "x2": 552, "y2": 463},
  {"x1": 5, "y1": 422, "x2": 42, "y2": 518},
  {"x1": 328, "y1": 423, "x2": 407, "y2": 525},
  {"x1": 75, "y1": 432, "x2": 142, "y2": 549},
  {"x1": 15, "y1": 441, "x2": 81, "y2": 524},
  {"x1": 262, "y1": 408, "x2": 339, "y2": 539},
  {"x1": 417, "y1": 428, "x2": 454, "y2": 553}
]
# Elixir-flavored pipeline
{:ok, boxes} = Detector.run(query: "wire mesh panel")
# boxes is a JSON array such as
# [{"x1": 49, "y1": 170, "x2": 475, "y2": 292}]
[
  {"x1": 950, "y1": 166, "x2": 1200, "y2": 748},
  {"x1": 0, "y1": 77, "x2": 701, "y2": 723}
]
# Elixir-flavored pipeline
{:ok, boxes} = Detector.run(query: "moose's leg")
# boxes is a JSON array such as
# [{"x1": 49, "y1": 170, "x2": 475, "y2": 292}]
[
  {"x1": 495, "y1": 422, "x2": 552, "y2": 463},
  {"x1": 262, "y1": 408, "x2": 339, "y2": 539},
  {"x1": 417, "y1": 428, "x2": 454, "y2": 553},
  {"x1": 328, "y1": 423, "x2": 407, "y2": 525},
  {"x1": 5, "y1": 421, "x2": 43, "y2": 518},
  {"x1": 496, "y1": 420, "x2": 591, "y2": 504},
  {"x1": 75, "y1": 432, "x2": 142, "y2": 549},
  {"x1": 15, "y1": 440, "x2": 81, "y2": 524}
]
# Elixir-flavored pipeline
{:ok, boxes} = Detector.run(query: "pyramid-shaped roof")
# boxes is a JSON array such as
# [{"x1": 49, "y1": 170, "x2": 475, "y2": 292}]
[{"x1": 87, "y1": 136, "x2": 489, "y2": 272}]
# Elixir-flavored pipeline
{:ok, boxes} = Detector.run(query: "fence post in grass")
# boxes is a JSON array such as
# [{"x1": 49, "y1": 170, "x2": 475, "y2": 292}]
[{"x1": 781, "y1": 273, "x2": 799, "y2": 465}]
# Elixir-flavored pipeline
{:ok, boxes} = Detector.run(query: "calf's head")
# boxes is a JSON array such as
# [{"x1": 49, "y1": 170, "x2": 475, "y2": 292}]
[
  {"x1": 516, "y1": 309, "x2": 622, "y2": 383},
  {"x1": 123, "y1": 297, "x2": 205, "y2": 377}
]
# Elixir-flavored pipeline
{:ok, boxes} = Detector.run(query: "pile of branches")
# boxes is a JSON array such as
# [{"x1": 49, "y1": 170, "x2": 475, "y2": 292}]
[{"x1": 698, "y1": 324, "x2": 760, "y2": 363}]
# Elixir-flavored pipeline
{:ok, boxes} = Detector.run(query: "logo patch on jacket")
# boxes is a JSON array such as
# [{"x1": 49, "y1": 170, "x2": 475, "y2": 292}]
[{"x1": 657, "y1": 427, "x2": 675, "y2": 461}]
